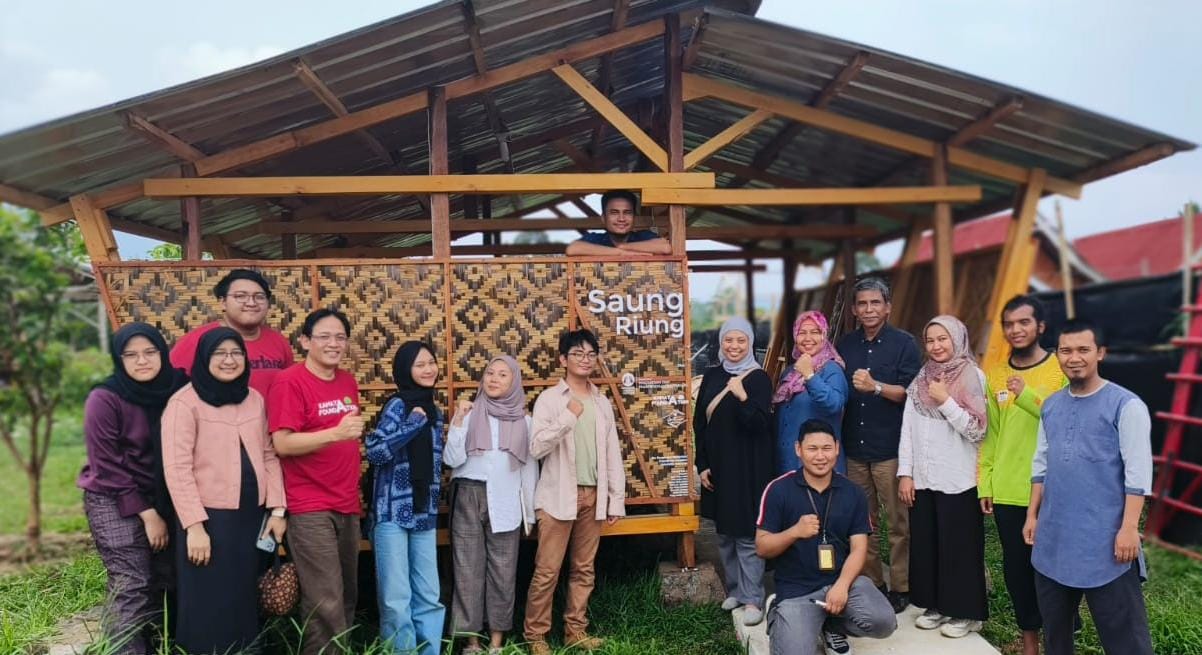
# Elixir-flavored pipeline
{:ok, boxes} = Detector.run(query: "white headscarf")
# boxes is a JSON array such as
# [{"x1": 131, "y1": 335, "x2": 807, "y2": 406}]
[{"x1": 718, "y1": 317, "x2": 761, "y2": 375}]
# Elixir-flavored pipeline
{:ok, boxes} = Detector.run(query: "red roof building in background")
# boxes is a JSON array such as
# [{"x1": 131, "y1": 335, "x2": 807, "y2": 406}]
[{"x1": 1073, "y1": 213, "x2": 1202, "y2": 281}]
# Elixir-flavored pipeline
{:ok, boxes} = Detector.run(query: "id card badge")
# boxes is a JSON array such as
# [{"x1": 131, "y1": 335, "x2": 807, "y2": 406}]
[
  {"x1": 817, "y1": 543, "x2": 836, "y2": 572},
  {"x1": 996, "y1": 389, "x2": 1010, "y2": 404}
]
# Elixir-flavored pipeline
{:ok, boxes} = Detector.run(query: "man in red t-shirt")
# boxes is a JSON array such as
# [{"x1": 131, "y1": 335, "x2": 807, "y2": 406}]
[
  {"x1": 267, "y1": 308, "x2": 364, "y2": 655},
  {"x1": 170, "y1": 269, "x2": 294, "y2": 398}
]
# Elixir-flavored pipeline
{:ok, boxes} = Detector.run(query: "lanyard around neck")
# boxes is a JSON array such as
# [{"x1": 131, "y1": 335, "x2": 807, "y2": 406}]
[{"x1": 804, "y1": 485, "x2": 834, "y2": 544}]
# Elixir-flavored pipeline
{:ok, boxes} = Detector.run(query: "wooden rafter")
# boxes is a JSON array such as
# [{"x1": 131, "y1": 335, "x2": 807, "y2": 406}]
[
  {"x1": 0, "y1": 182, "x2": 57, "y2": 212},
  {"x1": 553, "y1": 139, "x2": 601, "y2": 172},
  {"x1": 188, "y1": 21, "x2": 665, "y2": 179},
  {"x1": 643, "y1": 185, "x2": 981, "y2": 206},
  {"x1": 588, "y1": 0, "x2": 632, "y2": 157},
  {"x1": 312, "y1": 244, "x2": 839, "y2": 260},
  {"x1": 682, "y1": 12, "x2": 709, "y2": 70},
  {"x1": 684, "y1": 109, "x2": 773, "y2": 170},
  {"x1": 1073, "y1": 142, "x2": 1176, "y2": 184},
  {"x1": 69, "y1": 195, "x2": 120, "y2": 262},
  {"x1": 727, "y1": 51, "x2": 869, "y2": 188},
  {"x1": 292, "y1": 58, "x2": 397, "y2": 169},
  {"x1": 947, "y1": 96, "x2": 1024, "y2": 147},
  {"x1": 683, "y1": 74, "x2": 1082, "y2": 198},
  {"x1": 460, "y1": 0, "x2": 512, "y2": 171},
  {"x1": 554, "y1": 64, "x2": 669, "y2": 171},
  {"x1": 124, "y1": 112, "x2": 205, "y2": 161},
  {"x1": 143, "y1": 173, "x2": 714, "y2": 198}
]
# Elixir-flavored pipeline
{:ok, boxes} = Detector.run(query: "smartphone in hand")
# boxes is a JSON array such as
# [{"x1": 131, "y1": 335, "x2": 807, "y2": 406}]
[{"x1": 256, "y1": 513, "x2": 277, "y2": 553}]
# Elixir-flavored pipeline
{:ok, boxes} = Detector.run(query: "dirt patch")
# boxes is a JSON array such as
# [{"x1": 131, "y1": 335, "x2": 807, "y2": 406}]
[{"x1": 0, "y1": 533, "x2": 93, "y2": 575}]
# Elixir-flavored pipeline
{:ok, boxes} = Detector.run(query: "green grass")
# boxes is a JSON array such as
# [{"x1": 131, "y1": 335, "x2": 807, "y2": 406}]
[
  {"x1": 0, "y1": 410, "x2": 89, "y2": 536},
  {"x1": 0, "y1": 551, "x2": 106, "y2": 654}
]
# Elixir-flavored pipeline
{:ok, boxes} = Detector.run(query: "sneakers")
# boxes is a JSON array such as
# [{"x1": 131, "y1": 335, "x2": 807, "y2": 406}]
[
  {"x1": 720, "y1": 596, "x2": 741, "y2": 611},
  {"x1": 823, "y1": 630, "x2": 852, "y2": 655},
  {"x1": 940, "y1": 618, "x2": 984, "y2": 638},
  {"x1": 742, "y1": 606, "x2": 764, "y2": 626},
  {"x1": 915, "y1": 609, "x2": 950, "y2": 630},
  {"x1": 489, "y1": 649, "x2": 503, "y2": 655},
  {"x1": 527, "y1": 640, "x2": 552, "y2": 655},
  {"x1": 886, "y1": 591, "x2": 910, "y2": 613},
  {"x1": 564, "y1": 632, "x2": 605, "y2": 650}
]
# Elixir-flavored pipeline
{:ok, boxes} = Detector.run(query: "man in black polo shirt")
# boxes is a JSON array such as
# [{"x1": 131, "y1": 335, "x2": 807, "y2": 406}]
[
  {"x1": 564, "y1": 190, "x2": 671, "y2": 257},
  {"x1": 757, "y1": 419, "x2": 896, "y2": 655},
  {"x1": 835, "y1": 277, "x2": 921, "y2": 613}
]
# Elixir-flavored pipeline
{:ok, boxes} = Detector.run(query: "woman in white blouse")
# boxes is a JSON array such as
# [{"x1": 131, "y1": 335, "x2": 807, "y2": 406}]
[
  {"x1": 445, "y1": 355, "x2": 537, "y2": 655},
  {"x1": 897, "y1": 315, "x2": 989, "y2": 639}
]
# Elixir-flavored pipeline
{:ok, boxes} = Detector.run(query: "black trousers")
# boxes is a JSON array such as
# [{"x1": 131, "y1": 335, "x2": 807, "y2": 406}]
[
  {"x1": 993, "y1": 504, "x2": 1042, "y2": 630},
  {"x1": 1035, "y1": 562, "x2": 1152, "y2": 655},
  {"x1": 909, "y1": 488, "x2": 988, "y2": 620}
]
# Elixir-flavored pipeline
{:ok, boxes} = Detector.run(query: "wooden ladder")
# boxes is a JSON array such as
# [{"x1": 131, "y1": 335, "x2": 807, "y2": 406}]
[{"x1": 1147, "y1": 279, "x2": 1202, "y2": 559}]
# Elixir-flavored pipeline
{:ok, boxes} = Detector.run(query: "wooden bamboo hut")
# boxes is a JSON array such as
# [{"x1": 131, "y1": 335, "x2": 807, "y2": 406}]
[{"x1": 0, "y1": 0, "x2": 1193, "y2": 566}]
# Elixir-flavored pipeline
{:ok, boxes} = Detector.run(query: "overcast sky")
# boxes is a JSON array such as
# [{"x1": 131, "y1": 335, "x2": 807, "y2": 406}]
[{"x1": 3, "y1": 0, "x2": 1198, "y2": 301}]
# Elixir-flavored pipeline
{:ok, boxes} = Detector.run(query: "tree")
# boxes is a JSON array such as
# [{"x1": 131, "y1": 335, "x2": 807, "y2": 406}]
[
  {"x1": 0, "y1": 207, "x2": 104, "y2": 553},
  {"x1": 856, "y1": 251, "x2": 883, "y2": 275},
  {"x1": 148, "y1": 242, "x2": 183, "y2": 260}
]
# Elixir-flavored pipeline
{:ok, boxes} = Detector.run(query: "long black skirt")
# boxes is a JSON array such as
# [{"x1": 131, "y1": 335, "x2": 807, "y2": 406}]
[{"x1": 175, "y1": 445, "x2": 264, "y2": 654}]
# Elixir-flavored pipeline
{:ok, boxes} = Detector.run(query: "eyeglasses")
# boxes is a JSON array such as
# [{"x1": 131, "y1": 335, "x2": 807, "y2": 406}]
[
  {"x1": 210, "y1": 349, "x2": 246, "y2": 361},
  {"x1": 567, "y1": 350, "x2": 599, "y2": 362},
  {"x1": 311, "y1": 334, "x2": 348, "y2": 344},
  {"x1": 228, "y1": 292, "x2": 268, "y2": 304},
  {"x1": 120, "y1": 348, "x2": 160, "y2": 362}
]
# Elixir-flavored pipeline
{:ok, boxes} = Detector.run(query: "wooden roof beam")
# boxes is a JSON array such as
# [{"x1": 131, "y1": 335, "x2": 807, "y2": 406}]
[
  {"x1": 1073, "y1": 142, "x2": 1177, "y2": 184},
  {"x1": 0, "y1": 182, "x2": 57, "y2": 212},
  {"x1": 684, "y1": 74, "x2": 1082, "y2": 198},
  {"x1": 191, "y1": 20, "x2": 667, "y2": 178},
  {"x1": 588, "y1": 0, "x2": 633, "y2": 157},
  {"x1": 124, "y1": 112, "x2": 206, "y2": 161},
  {"x1": 682, "y1": 12, "x2": 709, "y2": 71},
  {"x1": 460, "y1": 0, "x2": 512, "y2": 171},
  {"x1": 684, "y1": 109, "x2": 773, "y2": 170},
  {"x1": 143, "y1": 173, "x2": 713, "y2": 198},
  {"x1": 644, "y1": 186, "x2": 981, "y2": 206},
  {"x1": 312, "y1": 244, "x2": 821, "y2": 260},
  {"x1": 553, "y1": 64, "x2": 669, "y2": 171},
  {"x1": 947, "y1": 96, "x2": 1024, "y2": 147},
  {"x1": 726, "y1": 51, "x2": 869, "y2": 187},
  {"x1": 293, "y1": 59, "x2": 400, "y2": 170}
]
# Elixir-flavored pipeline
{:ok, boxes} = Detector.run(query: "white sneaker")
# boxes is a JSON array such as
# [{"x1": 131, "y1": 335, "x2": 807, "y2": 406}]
[
  {"x1": 742, "y1": 606, "x2": 764, "y2": 626},
  {"x1": 915, "y1": 609, "x2": 949, "y2": 630},
  {"x1": 721, "y1": 596, "x2": 741, "y2": 611},
  {"x1": 823, "y1": 630, "x2": 852, "y2": 655},
  {"x1": 940, "y1": 618, "x2": 983, "y2": 638}
]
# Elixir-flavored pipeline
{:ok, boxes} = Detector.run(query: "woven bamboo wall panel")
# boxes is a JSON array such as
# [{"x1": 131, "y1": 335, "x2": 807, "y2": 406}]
[
  {"x1": 449, "y1": 262, "x2": 569, "y2": 384},
  {"x1": 97, "y1": 259, "x2": 693, "y2": 503},
  {"x1": 102, "y1": 266, "x2": 311, "y2": 344},
  {"x1": 317, "y1": 264, "x2": 445, "y2": 386}
]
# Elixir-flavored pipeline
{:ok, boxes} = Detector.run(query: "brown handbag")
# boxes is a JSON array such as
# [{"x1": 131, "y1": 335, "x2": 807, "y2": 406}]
[{"x1": 258, "y1": 546, "x2": 299, "y2": 616}]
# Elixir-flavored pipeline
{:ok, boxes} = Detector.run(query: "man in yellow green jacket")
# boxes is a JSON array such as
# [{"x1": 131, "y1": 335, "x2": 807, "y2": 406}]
[{"x1": 979, "y1": 295, "x2": 1066, "y2": 655}]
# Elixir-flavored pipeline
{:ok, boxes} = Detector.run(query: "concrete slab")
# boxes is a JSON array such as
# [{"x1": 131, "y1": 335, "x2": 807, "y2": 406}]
[{"x1": 733, "y1": 597, "x2": 1000, "y2": 655}]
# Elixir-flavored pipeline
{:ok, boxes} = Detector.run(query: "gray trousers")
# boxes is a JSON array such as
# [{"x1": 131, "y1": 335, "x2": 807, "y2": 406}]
[
  {"x1": 768, "y1": 576, "x2": 897, "y2": 655},
  {"x1": 717, "y1": 533, "x2": 764, "y2": 606},
  {"x1": 450, "y1": 480, "x2": 520, "y2": 634}
]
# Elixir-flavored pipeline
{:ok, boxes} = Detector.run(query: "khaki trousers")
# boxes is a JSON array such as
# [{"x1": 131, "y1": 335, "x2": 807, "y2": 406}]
[
  {"x1": 523, "y1": 487, "x2": 602, "y2": 641},
  {"x1": 846, "y1": 458, "x2": 909, "y2": 593}
]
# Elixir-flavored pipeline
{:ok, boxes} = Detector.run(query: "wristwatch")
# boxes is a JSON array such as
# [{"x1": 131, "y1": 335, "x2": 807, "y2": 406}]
[
  {"x1": 873, "y1": 382, "x2": 883, "y2": 396},
  {"x1": 271, "y1": 508, "x2": 286, "y2": 518}
]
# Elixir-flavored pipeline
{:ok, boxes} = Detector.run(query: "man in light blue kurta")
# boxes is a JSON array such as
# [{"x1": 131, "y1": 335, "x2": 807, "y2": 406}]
[{"x1": 1022, "y1": 319, "x2": 1153, "y2": 655}]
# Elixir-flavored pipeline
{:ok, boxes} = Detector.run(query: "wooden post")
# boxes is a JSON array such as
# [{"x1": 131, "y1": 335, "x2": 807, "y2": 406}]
[
  {"x1": 891, "y1": 219, "x2": 926, "y2": 328},
  {"x1": 744, "y1": 258, "x2": 756, "y2": 323},
  {"x1": 839, "y1": 238, "x2": 857, "y2": 333},
  {"x1": 663, "y1": 14, "x2": 686, "y2": 257},
  {"x1": 280, "y1": 210, "x2": 297, "y2": 260},
  {"x1": 981, "y1": 169, "x2": 1047, "y2": 368},
  {"x1": 1054, "y1": 200, "x2": 1075, "y2": 319},
  {"x1": 429, "y1": 87, "x2": 451, "y2": 258},
  {"x1": 180, "y1": 164, "x2": 202, "y2": 260},
  {"x1": 931, "y1": 147, "x2": 954, "y2": 314},
  {"x1": 69, "y1": 194, "x2": 120, "y2": 263}
]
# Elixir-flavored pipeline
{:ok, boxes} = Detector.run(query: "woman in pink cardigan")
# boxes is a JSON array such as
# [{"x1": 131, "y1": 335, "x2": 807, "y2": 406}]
[{"x1": 162, "y1": 327, "x2": 287, "y2": 654}]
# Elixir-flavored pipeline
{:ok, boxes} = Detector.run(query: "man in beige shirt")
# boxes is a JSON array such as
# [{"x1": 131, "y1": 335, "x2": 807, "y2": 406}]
[{"x1": 524, "y1": 329, "x2": 626, "y2": 654}]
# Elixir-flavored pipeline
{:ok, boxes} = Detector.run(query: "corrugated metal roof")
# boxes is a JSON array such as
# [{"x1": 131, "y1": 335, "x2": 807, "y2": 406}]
[{"x1": 0, "y1": 0, "x2": 1191, "y2": 260}]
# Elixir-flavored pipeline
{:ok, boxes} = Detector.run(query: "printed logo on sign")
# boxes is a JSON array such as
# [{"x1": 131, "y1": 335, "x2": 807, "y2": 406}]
[
  {"x1": 621, "y1": 373, "x2": 636, "y2": 390},
  {"x1": 317, "y1": 398, "x2": 358, "y2": 417}
]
